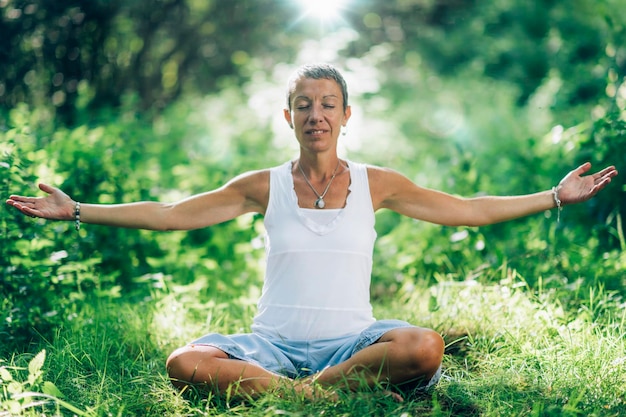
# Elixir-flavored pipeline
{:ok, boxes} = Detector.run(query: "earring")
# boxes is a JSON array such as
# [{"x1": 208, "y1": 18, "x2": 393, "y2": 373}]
[{"x1": 341, "y1": 125, "x2": 347, "y2": 136}]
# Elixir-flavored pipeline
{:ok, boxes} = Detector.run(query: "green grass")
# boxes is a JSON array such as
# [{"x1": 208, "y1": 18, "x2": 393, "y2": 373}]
[{"x1": 2, "y1": 272, "x2": 625, "y2": 416}]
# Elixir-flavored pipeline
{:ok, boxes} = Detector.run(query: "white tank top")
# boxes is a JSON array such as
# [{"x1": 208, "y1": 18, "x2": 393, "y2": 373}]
[{"x1": 251, "y1": 160, "x2": 377, "y2": 340}]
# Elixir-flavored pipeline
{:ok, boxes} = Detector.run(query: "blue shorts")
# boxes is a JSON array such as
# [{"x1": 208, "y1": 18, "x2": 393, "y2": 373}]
[{"x1": 190, "y1": 319, "x2": 415, "y2": 379}]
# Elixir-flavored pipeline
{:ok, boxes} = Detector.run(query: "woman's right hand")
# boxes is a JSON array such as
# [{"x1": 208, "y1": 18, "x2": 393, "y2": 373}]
[{"x1": 6, "y1": 183, "x2": 75, "y2": 221}]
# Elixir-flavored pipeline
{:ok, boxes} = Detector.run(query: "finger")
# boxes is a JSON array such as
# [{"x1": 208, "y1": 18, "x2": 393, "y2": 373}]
[
  {"x1": 22, "y1": 207, "x2": 38, "y2": 218},
  {"x1": 6, "y1": 200, "x2": 37, "y2": 217},
  {"x1": 9, "y1": 197, "x2": 35, "y2": 207},
  {"x1": 6, "y1": 199, "x2": 27, "y2": 209},
  {"x1": 591, "y1": 176, "x2": 613, "y2": 193},
  {"x1": 592, "y1": 165, "x2": 616, "y2": 179},
  {"x1": 573, "y1": 162, "x2": 592, "y2": 176},
  {"x1": 38, "y1": 183, "x2": 56, "y2": 194},
  {"x1": 7, "y1": 194, "x2": 31, "y2": 202}
]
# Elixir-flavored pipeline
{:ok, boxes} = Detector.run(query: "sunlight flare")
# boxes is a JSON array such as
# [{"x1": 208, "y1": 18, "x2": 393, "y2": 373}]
[{"x1": 294, "y1": 0, "x2": 351, "y2": 25}]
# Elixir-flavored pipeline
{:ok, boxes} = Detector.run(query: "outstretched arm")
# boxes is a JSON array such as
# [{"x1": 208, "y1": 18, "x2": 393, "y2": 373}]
[
  {"x1": 5, "y1": 170, "x2": 270, "y2": 231},
  {"x1": 370, "y1": 162, "x2": 618, "y2": 227}
]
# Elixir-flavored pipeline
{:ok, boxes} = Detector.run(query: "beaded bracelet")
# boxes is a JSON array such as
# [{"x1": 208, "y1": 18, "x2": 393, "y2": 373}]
[
  {"x1": 552, "y1": 186, "x2": 562, "y2": 222},
  {"x1": 74, "y1": 201, "x2": 81, "y2": 231}
]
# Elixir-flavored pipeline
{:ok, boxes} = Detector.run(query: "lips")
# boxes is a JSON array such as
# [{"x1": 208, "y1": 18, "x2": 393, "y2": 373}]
[{"x1": 306, "y1": 129, "x2": 328, "y2": 135}]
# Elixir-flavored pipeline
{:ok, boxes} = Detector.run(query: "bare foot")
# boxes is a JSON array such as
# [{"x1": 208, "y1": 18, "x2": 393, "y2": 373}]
[
  {"x1": 383, "y1": 390, "x2": 404, "y2": 402},
  {"x1": 292, "y1": 377, "x2": 404, "y2": 403}
]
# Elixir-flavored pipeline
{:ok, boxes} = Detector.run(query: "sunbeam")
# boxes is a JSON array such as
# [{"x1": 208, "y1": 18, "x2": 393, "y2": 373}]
[{"x1": 291, "y1": 0, "x2": 352, "y2": 31}]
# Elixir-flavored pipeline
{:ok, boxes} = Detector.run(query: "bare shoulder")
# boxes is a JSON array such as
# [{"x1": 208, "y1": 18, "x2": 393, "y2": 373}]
[
  {"x1": 228, "y1": 168, "x2": 270, "y2": 186},
  {"x1": 365, "y1": 164, "x2": 400, "y2": 191},
  {"x1": 365, "y1": 165, "x2": 414, "y2": 210},
  {"x1": 366, "y1": 164, "x2": 403, "y2": 180},
  {"x1": 226, "y1": 169, "x2": 271, "y2": 212}
]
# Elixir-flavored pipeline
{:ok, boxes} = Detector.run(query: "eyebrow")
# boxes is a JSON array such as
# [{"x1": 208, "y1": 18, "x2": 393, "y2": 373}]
[{"x1": 293, "y1": 94, "x2": 339, "y2": 101}]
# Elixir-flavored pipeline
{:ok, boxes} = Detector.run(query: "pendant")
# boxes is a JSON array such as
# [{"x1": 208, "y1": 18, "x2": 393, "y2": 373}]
[{"x1": 315, "y1": 197, "x2": 325, "y2": 209}]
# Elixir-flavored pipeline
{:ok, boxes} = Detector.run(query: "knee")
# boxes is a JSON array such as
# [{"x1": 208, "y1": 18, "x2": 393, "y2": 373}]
[
  {"x1": 402, "y1": 328, "x2": 445, "y2": 376},
  {"x1": 166, "y1": 347, "x2": 194, "y2": 387},
  {"x1": 166, "y1": 347, "x2": 187, "y2": 374},
  {"x1": 165, "y1": 345, "x2": 227, "y2": 388},
  {"x1": 418, "y1": 329, "x2": 445, "y2": 370}
]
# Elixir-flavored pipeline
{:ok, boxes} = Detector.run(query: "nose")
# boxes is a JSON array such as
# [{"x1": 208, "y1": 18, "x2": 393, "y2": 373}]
[{"x1": 308, "y1": 104, "x2": 324, "y2": 123}]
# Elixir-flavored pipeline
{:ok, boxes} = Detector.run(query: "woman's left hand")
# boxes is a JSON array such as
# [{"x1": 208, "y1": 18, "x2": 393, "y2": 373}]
[{"x1": 557, "y1": 162, "x2": 618, "y2": 205}]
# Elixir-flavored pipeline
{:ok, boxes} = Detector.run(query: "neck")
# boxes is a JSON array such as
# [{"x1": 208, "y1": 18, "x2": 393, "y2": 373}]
[{"x1": 297, "y1": 153, "x2": 342, "y2": 181}]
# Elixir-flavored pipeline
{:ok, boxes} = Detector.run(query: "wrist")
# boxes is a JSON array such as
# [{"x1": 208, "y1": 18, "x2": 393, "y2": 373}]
[
  {"x1": 74, "y1": 201, "x2": 81, "y2": 230},
  {"x1": 551, "y1": 186, "x2": 563, "y2": 222}
]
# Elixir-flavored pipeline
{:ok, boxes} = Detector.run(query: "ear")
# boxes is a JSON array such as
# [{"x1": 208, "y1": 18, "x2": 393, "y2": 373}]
[
  {"x1": 284, "y1": 108, "x2": 294, "y2": 128},
  {"x1": 343, "y1": 105, "x2": 352, "y2": 126}
]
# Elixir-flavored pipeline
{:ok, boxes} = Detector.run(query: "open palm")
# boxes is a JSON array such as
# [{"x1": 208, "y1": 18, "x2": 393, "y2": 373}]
[
  {"x1": 5, "y1": 183, "x2": 75, "y2": 220},
  {"x1": 557, "y1": 162, "x2": 618, "y2": 205}
]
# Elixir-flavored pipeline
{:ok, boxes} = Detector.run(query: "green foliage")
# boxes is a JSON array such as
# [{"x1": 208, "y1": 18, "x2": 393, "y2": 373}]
[
  {"x1": 1, "y1": 273, "x2": 624, "y2": 416},
  {"x1": 1, "y1": 85, "x2": 284, "y2": 353},
  {"x1": 2, "y1": 0, "x2": 626, "y2": 415},
  {"x1": 0, "y1": 0, "x2": 305, "y2": 123},
  {"x1": 1, "y1": 105, "x2": 73, "y2": 352},
  {"x1": 0, "y1": 350, "x2": 91, "y2": 416},
  {"x1": 578, "y1": 110, "x2": 626, "y2": 249},
  {"x1": 352, "y1": 0, "x2": 625, "y2": 114},
  {"x1": 391, "y1": 278, "x2": 626, "y2": 417}
]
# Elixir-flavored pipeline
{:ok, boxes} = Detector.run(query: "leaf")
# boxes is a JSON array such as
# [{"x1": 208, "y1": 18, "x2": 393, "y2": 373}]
[
  {"x1": 27, "y1": 350, "x2": 46, "y2": 385},
  {"x1": 5, "y1": 399, "x2": 22, "y2": 415},
  {"x1": 42, "y1": 381, "x2": 65, "y2": 399},
  {"x1": 0, "y1": 366, "x2": 13, "y2": 382},
  {"x1": 28, "y1": 350, "x2": 46, "y2": 375},
  {"x1": 7, "y1": 381, "x2": 23, "y2": 395}
]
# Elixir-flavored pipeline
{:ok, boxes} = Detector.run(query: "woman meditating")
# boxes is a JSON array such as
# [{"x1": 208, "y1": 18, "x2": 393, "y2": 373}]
[{"x1": 6, "y1": 63, "x2": 618, "y2": 400}]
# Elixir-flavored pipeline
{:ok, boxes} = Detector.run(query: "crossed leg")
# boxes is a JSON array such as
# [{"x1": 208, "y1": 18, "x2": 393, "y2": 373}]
[
  {"x1": 311, "y1": 327, "x2": 444, "y2": 390},
  {"x1": 166, "y1": 326, "x2": 444, "y2": 399}
]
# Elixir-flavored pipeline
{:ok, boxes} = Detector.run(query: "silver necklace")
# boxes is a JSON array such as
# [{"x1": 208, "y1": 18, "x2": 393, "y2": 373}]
[{"x1": 297, "y1": 160, "x2": 341, "y2": 209}]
